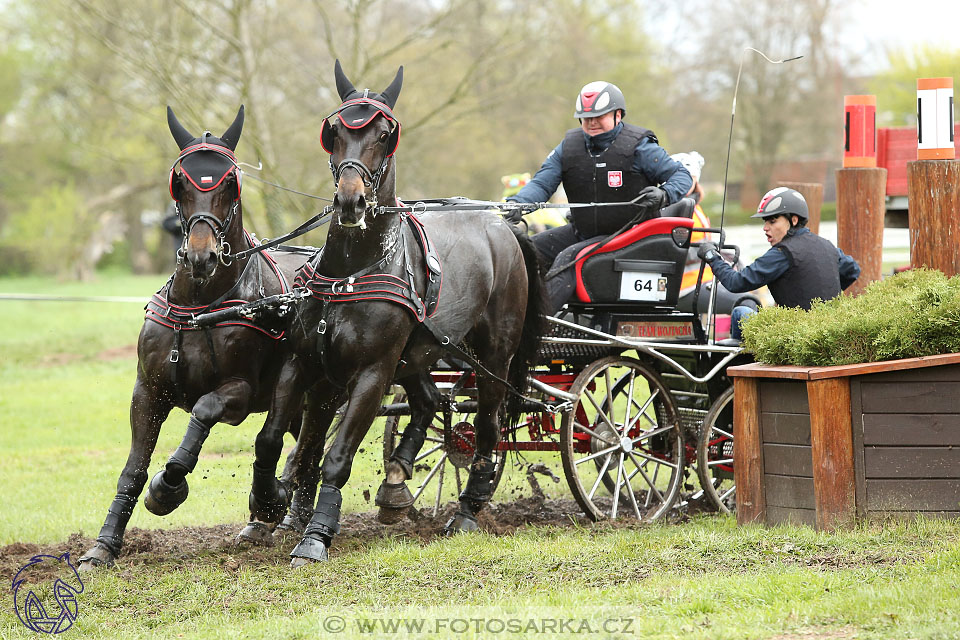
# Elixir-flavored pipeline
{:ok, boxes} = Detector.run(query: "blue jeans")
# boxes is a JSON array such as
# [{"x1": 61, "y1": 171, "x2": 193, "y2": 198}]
[{"x1": 730, "y1": 305, "x2": 757, "y2": 341}]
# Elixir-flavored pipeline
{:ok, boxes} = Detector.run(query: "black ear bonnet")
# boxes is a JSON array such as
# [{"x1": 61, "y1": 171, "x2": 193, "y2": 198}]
[
  {"x1": 168, "y1": 105, "x2": 244, "y2": 201},
  {"x1": 320, "y1": 61, "x2": 403, "y2": 157}
]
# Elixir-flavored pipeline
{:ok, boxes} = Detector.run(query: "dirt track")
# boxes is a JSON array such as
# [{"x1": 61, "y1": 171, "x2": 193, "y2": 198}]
[{"x1": 0, "y1": 498, "x2": 620, "y2": 575}]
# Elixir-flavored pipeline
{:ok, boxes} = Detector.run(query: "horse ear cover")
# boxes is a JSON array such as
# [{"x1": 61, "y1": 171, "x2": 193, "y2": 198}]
[{"x1": 320, "y1": 118, "x2": 334, "y2": 154}]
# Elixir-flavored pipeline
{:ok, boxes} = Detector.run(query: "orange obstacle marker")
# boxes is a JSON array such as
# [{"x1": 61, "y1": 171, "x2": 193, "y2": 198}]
[
  {"x1": 917, "y1": 78, "x2": 955, "y2": 160},
  {"x1": 843, "y1": 95, "x2": 877, "y2": 168}
]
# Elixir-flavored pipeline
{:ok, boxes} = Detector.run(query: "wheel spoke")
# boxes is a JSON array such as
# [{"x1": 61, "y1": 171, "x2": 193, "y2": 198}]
[
  {"x1": 571, "y1": 420, "x2": 619, "y2": 446},
  {"x1": 711, "y1": 427, "x2": 734, "y2": 440},
  {"x1": 610, "y1": 451, "x2": 625, "y2": 519},
  {"x1": 412, "y1": 453, "x2": 447, "y2": 501},
  {"x1": 413, "y1": 443, "x2": 444, "y2": 464},
  {"x1": 631, "y1": 423, "x2": 678, "y2": 445},
  {"x1": 627, "y1": 450, "x2": 666, "y2": 504},
  {"x1": 588, "y1": 452, "x2": 615, "y2": 501},
  {"x1": 719, "y1": 485, "x2": 736, "y2": 502},
  {"x1": 628, "y1": 447, "x2": 680, "y2": 470},
  {"x1": 621, "y1": 460, "x2": 643, "y2": 519},
  {"x1": 707, "y1": 457, "x2": 734, "y2": 466},
  {"x1": 433, "y1": 461, "x2": 445, "y2": 516},
  {"x1": 574, "y1": 442, "x2": 621, "y2": 466},
  {"x1": 583, "y1": 391, "x2": 621, "y2": 438}
]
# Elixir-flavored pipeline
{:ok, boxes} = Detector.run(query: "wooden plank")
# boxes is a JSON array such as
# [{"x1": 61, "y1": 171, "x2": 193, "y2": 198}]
[
  {"x1": 861, "y1": 381, "x2": 960, "y2": 414},
  {"x1": 762, "y1": 444, "x2": 814, "y2": 477},
  {"x1": 734, "y1": 377, "x2": 765, "y2": 525},
  {"x1": 759, "y1": 380, "x2": 809, "y2": 414},
  {"x1": 868, "y1": 479, "x2": 960, "y2": 511},
  {"x1": 909, "y1": 160, "x2": 960, "y2": 276},
  {"x1": 864, "y1": 447, "x2": 960, "y2": 478},
  {"x1": 761, "y1": 413, "x2": 812, "y2": 445},
  {"x1": 727, "y1": 352, "x2": 960, "y2": 380},
  {"x1": 765, "y1": 474, "x2": 816, "y2": 509},
  {"x1": 808, "y1": 378, "x2": 857, "y2": 531},
  {"x1": 765, "y1": 505, "x2": 817, "y2": 527},
  {"x1": 868, "y1": 511, "x2": 960, "y2": 522},
  {"x1": 862, "y1": 414, "x2": 960, "y2": 446},
  {"x1": 861, "y1": 363, "x2": 960, "y2": 384},
  {"x1": 851, "y1": 379, "x2": 867, "y2": 520}
]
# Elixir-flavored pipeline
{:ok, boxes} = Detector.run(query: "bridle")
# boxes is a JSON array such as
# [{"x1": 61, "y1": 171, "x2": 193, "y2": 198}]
[
  {"x1": 169, "y1": 136, "x2": 243, "y2": 266},
  {"x1": 320, "y1": 96, "x2": 401, "y2": 224}
]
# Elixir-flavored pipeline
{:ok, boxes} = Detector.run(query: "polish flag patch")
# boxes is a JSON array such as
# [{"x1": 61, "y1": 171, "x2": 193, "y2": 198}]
[
  {"x1": 201, "y1": 176, "x2": 213, "y2": 184},
  {"x1": 607, "y1": 171, "x2": 623, "y2": 188}
]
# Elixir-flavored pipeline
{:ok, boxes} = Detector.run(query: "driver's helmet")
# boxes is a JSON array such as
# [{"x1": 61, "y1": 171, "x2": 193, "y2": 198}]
[
  {"x1": 752, "y1": 187, "x2": 809, "y2": 223},
  {"x1": 670, "y1": 151, "x2": 705, "y2": 183},
  {"x1": 574, "y1": 81, "x2": 626, "y2": 119}
]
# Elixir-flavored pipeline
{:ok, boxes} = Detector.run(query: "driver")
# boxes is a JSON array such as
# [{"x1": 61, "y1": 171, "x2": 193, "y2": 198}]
[
  {"x1": 504, "y1": 80, "x2": 692, "y2": 314},
  {"x1": 697, "y1": 187, "x2": 861, "y2": 340}
]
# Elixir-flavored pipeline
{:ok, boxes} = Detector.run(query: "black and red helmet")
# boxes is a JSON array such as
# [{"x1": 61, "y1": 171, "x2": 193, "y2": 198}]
[
  {"x1": 574, "y1": 81, "x2": 627, "y2": 119},
  {"x1": 752, "y1": 187, "x2": 809, "y2": 222}
]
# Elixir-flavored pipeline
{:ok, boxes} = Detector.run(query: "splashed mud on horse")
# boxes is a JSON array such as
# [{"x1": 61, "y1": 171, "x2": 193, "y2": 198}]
[
  {"x1": 79, "y1": 106, "x2": 316, "y2": 570},
  {"x1": 241, "y1": 60, "x2": 545, "y2": 566}
]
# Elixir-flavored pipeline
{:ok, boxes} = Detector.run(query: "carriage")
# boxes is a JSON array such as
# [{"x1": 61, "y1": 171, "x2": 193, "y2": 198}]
[{"x1": 375, "y1": 208, "x2": 752, "y2": 523}]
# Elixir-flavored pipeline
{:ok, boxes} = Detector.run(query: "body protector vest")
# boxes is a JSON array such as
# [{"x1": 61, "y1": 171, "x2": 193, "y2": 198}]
[
  {"x1": 767, "y1": 230, "x2": 842, "y2": 310},
  {"x1": 561, "y1": 123, "x2": 656, "y2": 238}
]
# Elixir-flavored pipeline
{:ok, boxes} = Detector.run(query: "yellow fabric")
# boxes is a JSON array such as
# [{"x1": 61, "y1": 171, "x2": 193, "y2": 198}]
[{"x1": 680, "y1": 204, "x2": 714, "y2": 296}]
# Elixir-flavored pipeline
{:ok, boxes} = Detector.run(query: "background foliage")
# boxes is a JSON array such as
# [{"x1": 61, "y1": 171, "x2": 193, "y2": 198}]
[{"x1": 0, "y1": 0, "x2": 955, "y2": 278}]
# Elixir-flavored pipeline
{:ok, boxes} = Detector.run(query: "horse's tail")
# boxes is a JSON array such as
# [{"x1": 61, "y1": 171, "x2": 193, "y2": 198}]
[{"x1": 505, "y1": 224, "x2": 547, "y2": 428}]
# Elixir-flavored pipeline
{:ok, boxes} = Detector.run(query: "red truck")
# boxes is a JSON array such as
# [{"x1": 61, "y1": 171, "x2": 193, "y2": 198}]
[{"x1": 877, "y1": 125, "x2": 960, "y2": 226}]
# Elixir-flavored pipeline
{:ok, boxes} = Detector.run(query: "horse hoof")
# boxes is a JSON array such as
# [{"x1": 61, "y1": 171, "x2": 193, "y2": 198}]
[
  {"x1": 289, "y1": 535, "x2": 329, "y2": 565},
  {"x1": 377, "y1": 506, "x2": 408, "y2": 525},
  {"x1": 375, "y1": 480, "x2": 415, "y2": 510},
  {"x1": 78, "y1": 544, "x2": 115, "y2": 571},
  {"x1": 443, "y1": 512, "x2": 479, "y2": 536},
  {"x1": 144, "y1": 471, "x2": 188, "y2": 516},
  {"x1": 236, "y1": 521, "x2": 275, "y2": 547}
]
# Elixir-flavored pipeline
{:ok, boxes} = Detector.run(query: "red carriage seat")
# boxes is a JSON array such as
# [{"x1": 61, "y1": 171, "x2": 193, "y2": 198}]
[{"x1": 574, "y1": 217, "x2": 694, "y2": 309}]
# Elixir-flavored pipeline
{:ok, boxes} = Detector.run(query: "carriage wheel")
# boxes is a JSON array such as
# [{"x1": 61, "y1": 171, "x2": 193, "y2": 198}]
[
  {"x1": 560, "y1": 356, "x2": 683, "y2": 522},
  {"x1": 696, "y1": 385, "x2": 736, "y2": 513},
  {"x1": 383, "y1": 389, "x2": 505, "y2": 517}
]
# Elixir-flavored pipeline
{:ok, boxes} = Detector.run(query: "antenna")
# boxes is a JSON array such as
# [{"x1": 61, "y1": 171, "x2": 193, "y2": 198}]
[{"x1": 709, "y1": 47, "x2": 803, "y2": 343}]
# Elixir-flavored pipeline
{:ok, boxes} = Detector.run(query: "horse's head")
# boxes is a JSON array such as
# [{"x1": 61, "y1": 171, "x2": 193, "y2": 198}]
[
  {"x1": 168, "y1": 105, "x2": 244, "y2": 281},
  {"x1": 321, "y1": 60, "x2": 403, "y2": 228}
]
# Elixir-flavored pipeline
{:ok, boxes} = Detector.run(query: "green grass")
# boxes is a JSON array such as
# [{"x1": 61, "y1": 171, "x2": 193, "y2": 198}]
[{"x1": 2, "y1": 272, "x2": 960, "y2": 639}]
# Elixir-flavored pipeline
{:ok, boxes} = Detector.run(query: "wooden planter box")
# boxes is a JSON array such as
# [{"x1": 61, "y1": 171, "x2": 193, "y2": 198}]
[{"x1": 728, "y1": 353, "x2": 960, "y2": 530}]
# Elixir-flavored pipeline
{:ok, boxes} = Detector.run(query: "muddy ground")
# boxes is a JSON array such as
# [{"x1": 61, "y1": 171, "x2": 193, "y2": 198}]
[{"x1": 0, "y1": 497, "x2": 636, "y2": 577}]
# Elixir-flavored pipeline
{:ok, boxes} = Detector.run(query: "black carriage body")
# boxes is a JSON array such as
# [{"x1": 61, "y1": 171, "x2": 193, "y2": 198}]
[{"x1": 575, "y1": 217, "x2": 693, "y2": 309}]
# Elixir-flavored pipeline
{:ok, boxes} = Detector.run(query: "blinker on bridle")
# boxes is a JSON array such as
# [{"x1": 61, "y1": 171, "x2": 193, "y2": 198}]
[
  {"x1": 320, "y1": 96, "x2": 401, "y2": 221},
  {"x1": 169, "y1": 137, "x2": 244, "y2": 266}
]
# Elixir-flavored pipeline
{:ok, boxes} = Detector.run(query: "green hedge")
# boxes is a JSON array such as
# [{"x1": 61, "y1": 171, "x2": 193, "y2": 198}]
[{"x1": 741, "y1": 268, "x2": 960, "y2": 366}]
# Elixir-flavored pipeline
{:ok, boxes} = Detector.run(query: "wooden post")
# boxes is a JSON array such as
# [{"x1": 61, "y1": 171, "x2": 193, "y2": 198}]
[
  {"x1": 807, "y1": 378, "x2": 856, "y2": 531},
  {"x1": 733, "y1": 377, "x2": 765, "y2": 525},
  {"x1": 836, "y1": 168, "x2": 886, "y2": 296},
  {"x1": 777, "y1": 181, "x2": 823, "y2": 234},
  {"x1": 908, "y1": 160, "x2": 960, "y2": 275}
]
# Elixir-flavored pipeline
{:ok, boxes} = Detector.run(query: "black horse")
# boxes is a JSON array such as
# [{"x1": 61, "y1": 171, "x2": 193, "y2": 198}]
[
  {"x1": 241, "y1": 61, "x2": 545, "y2": 565},
  {"x1": 79, "y1": 106, "x2": 314, "y2": 569}
]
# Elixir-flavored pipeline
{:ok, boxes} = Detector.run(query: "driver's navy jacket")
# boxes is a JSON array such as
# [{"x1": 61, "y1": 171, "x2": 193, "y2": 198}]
[
  {"x1": 706, "y1": 227, "x2": 860, "y2": 310},
  {"x1": 506, "y1": 122, "x2": 691, "y2": 236}
]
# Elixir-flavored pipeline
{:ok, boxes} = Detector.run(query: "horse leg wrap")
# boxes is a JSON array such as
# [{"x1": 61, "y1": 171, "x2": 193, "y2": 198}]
[
  {"x1": 165, "y1": 415, "x2": 212, "y2": 480},
  {"x1": 278, "y1": 482, "x2": 317, "y2": 534},
  {"x1": 459, "y1": 455, "x2": 499, "y2": 514},
  {"x1": 249, "y1": 462, "x2": 291, "y2": 523},
  {"x1": 144, "y1": 469, "x2": 189, "y2": 516},
  {"x1": 290, "y1": 485, "x2": 341, "y2": 563},
  {"x1": 80, "y1": 494, "x2": 138, "y2": 566},
  {"x1": 389, "y1": 442, "x2": 418, "y2": 480},
  {"x1": 443, "y1": 509, "x2": 480, "y2": 535}
]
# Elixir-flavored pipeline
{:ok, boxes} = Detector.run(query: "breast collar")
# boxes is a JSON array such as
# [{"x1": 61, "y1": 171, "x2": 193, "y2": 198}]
[
  {"x1": 294, "y1": 212, "x2": 442, "y2": 322},
  {"x1": 146, "y1": 230, "x2": 289, "y2": 340}
]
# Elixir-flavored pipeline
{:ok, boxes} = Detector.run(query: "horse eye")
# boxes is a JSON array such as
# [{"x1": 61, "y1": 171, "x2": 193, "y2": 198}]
[{"x1": 378, "y1": 131, "x2": 389, "y2": 143}]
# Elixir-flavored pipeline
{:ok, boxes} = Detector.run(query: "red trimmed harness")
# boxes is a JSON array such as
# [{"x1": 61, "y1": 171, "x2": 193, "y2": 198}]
[{"x1": 294, "y1": 211, "x2": 441, "y2": 323}]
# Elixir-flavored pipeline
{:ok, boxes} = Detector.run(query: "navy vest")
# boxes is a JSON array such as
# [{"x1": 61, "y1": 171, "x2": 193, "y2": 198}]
[
  {"x1": 561, "y1": 123, "x2": 656, "y2": 238},
  {"x1": 768, "y1": 230, "x2": 842, "y2": 310}
]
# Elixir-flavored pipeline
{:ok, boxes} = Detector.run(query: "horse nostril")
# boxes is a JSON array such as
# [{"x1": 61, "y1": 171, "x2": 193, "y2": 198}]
[{"x1": 356, "y1": 194, "x2": 366, "y2": 211}]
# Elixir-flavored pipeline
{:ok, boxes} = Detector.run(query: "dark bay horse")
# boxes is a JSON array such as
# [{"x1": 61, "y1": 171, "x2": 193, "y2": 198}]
[
  {"x1": 79, "y1": 106, "x2": 314, "y2": 569},
  {"x1": 243, "y1": 61, "x2": 545, "y2": 565}
]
